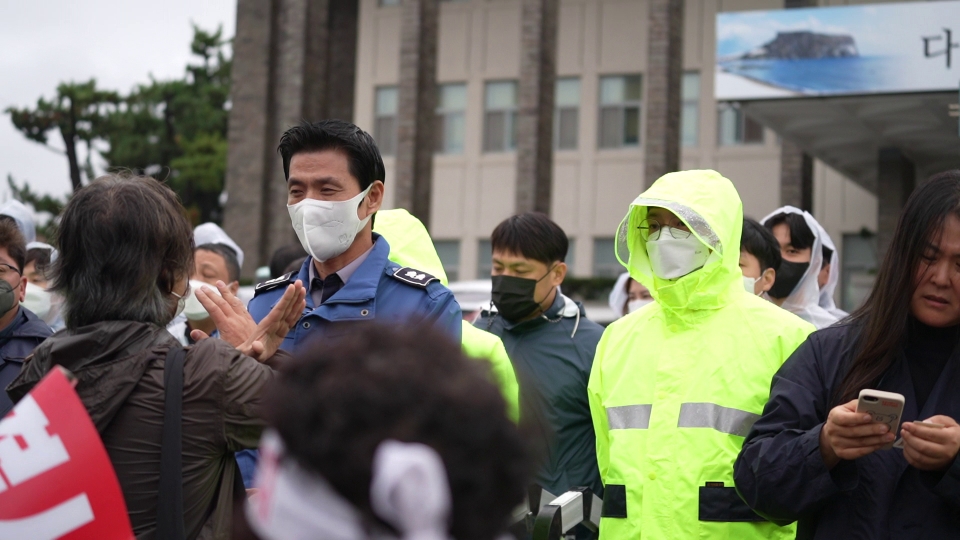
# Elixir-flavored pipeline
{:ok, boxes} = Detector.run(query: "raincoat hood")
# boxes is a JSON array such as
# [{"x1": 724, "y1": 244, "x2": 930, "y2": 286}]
[
  {"x1": 194, "y1": 222, "x2": 245, "y2": 268},
  {"x1": 0, "y1": 200, "x2": 36, "y2": 245},
  {"x1": 760, "y1": 206, "x2": 839, "y2": 329},
  {"x1": 815, "y1": 223, "x2": 848, "y2": 318},
  {"x1": 373, "y1": 209, "x2": 448, "y2": 285},
  {"x1": 616, "y1": 170, "x2": 742, "y2": 317}
]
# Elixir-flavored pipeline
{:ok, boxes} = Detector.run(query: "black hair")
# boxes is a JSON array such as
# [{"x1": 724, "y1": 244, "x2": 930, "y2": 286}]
[
  {"x1": 196, "y1": 243, "x2": 241, "y2": 283},
  {"x1": 741, "y1": 218, "x2": 781, "y2": 272},
  {"x1": 269, "y1": 244, "x2": 308, "y2": 279},
  {"x1": 277, "y1": 119, "x2": 386, "y2": 190},
  {"x1": 764, "y1": 212, "x2": 815, "y2": 251},
  {"x1": 835, "y1": 170, "x2": 960, "y2": 404},
  {"x1": 490, "y1": 212, "x2": 568, "y2": 265},
  {"x1": 263, "y1": 323, "x2": 531, "y2": 540},
  {"x1": 0, "y1": 220, "x2": 26, "y2": 273},
  {"x1": 53, "y1": 174, "x2": 194, "y2": 329},
  {"x1": 25, "y1": 247, "x2": 52, "y2": 278},
  {"x1": 822, "y1": 245, "x2": 834, "y2": 265}
]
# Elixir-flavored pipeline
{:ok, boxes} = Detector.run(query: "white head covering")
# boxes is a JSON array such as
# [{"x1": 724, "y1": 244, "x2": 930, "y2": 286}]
[
  {"x1": 0, "y1": 200, "x2": 36, "y2": 244},
  {"x1": 26, "y1": 241, "x2": 57, "y2": 264},
  {"x1": 248, "y1": 431, "x2": 453, "y2": 540},
  {"x1": 193, "y1": 223, "x2": 244, "y2": 268},
  {"x1": 760, "y1": 206, "x2": 840, "y2": 329},
  {"x1": 814, "y1": 223, "x2": 849, "y2": 319},
  {"x1": 608, "y1": 272, "x2": 631, "y2": 317}
]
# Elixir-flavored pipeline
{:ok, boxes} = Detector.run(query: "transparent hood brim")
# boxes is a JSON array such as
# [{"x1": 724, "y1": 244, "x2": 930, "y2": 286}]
[{"x1": 615, "y1": 197, "x2": 723, "y2": 269}]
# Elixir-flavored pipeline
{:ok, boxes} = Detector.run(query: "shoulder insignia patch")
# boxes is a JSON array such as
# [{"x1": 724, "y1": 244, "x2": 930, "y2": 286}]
[
  {"x1": 390, "y1": 267, "x2": 439, "y2": 288},
  {"x1": 254, "y1": 271, "x2": 296, "y2": 296}
]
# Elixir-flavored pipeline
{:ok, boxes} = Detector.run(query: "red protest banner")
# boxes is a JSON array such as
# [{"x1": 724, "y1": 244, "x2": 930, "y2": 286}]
[{"x1": 0, "y1": 368, "x2": 134, "y2": 540}]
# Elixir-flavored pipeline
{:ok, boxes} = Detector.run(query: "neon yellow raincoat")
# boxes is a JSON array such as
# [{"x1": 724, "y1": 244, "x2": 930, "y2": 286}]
[
  {"x1": 374, "y1": 209, "x2": 520, "y2": 421},
  {"x1": 588, "y1": 170, "x2": 814, "y2": 539}
]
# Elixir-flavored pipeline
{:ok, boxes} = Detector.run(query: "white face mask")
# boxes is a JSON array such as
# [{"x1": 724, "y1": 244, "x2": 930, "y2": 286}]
[
  {"x1": 742, "y1": 275, "x2": 761, "y2": 295},
  {"x1": 21, "y1": 286, "x2": 51, "y2": 319},
  {"x1": 645, "y1": 231, "x2": 710, "y2": 280},
  {"x1": 288, "y1": 186, "x2": 373, "y2": 263},
  {"x1": 627, "y1": 299, "x2": 652, "y2": 313},
  {"x1": 183, "y1": 280, "x2": 222, "y2": 321}
]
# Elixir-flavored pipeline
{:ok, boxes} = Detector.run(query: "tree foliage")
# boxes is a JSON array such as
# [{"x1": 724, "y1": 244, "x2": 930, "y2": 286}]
[{"x1": 5, "y1": 25, "x2": 232, "y2": 225}]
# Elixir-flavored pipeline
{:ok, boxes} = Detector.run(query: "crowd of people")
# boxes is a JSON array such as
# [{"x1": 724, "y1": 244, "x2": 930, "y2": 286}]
[{"x1": 3, "y1": 118, "x2": 960, "y2": 539}]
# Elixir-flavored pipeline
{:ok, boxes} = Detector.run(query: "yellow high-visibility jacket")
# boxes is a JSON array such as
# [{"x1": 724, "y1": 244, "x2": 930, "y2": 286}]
[
  {"x1": 588, "y1": 170, "x2": 814, "y2": 539},
  {"x1": 374, "y1": 209, "x2": 520, "y2": 421}
]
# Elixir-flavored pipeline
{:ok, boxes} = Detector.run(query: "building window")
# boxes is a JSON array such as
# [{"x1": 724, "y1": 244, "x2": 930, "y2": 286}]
[
  {"x1": 592, "y1": 238, "x2": 621, "y2": 278},
  {"x1": 681, "y1": 72, "x2": 700, "y2": 147},
  {"x1": 598, "y1": 75, "x2": 642, "y2": 149},
  {"x1": 435, "y1": 240, "x2": 461, "y2": 282},
  {"x1": 435, "y1": 83, "x2": 467, "y2": 154},
  {"x1": 380, "y1": 0, "x2": 400, "y2": 5},
  {"x1": 483, "y1": 81, "x2": 518, "y2": 153},
  {"x1": 555, "y1": 78, "x2": 580, "y2": 150},
  {"x1": 717, "y1": 102, "x2": 764, "y2": 146},
  {"x1": 374, "y1": 86, "x2": 398, "y2": 155},
  {"x1": 477, "y1": 240, "x2": 493, "y2": 278}
]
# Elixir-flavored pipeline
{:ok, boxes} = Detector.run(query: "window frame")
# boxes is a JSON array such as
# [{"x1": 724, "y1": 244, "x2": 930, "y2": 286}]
[
  {"x1": 482, "y1": 80, "x2": 519, "y2": 153},
  {"x1": 597, "y1": 74, "x2": 643, "y2": 150}
]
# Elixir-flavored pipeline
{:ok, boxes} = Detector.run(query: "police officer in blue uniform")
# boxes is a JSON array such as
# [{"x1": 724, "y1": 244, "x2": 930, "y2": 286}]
[{"x1": 247, "y1": 119, "x2": 461, "y2": 351}]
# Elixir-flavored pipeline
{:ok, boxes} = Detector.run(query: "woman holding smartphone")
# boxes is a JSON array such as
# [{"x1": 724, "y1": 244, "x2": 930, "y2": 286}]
[{"x1": 734, "y1": 170, "x2": 960, "y2": 538}]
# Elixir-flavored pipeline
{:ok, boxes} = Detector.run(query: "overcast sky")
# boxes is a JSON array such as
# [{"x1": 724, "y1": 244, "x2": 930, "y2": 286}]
[{"x1": 0, "y1": 0, "x2": 237, "y2": 201}]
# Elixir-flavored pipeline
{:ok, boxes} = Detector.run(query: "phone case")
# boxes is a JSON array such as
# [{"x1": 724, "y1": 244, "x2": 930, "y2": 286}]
[{"x1": 856, "y1": 389, "x2": 905, "y2": 450}]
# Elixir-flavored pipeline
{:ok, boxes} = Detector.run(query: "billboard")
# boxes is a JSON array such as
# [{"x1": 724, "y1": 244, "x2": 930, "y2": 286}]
[{"x1": 716, "y1": 1, "x2": 960, "y2": 100}]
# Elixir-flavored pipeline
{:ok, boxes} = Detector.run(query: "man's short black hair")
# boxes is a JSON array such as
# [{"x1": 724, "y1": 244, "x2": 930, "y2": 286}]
[
  {"x1": 263, "y1": 323, "x2": 530, "y2": 540},
  {"x1": 196, "y1": 243, "x2": 241, "y2": 283},
  {"x1": 269, "y1": 244, "x2": 307, "y2": 279},
  {"x1": 25, "y1": 246, "x2": 52, "y2": 278},
  {"x1": 742, "y1": 218, "x2": 782, "y2": 272},
  {"x1": 0, "y1": 220, "x2": 25, "y2": 273},
  {"x1": 277, "y1": 119, "x2": 386, "y2": 191},
  {"x1": 490, "y1": 212, "x2": 568, "y2": 265},
  {"x1": 764, "y1": 212, "x2": 815, "y2": 251},
  {"x1": 823, "y1": 245, "x2": 834, "y2": 264}
]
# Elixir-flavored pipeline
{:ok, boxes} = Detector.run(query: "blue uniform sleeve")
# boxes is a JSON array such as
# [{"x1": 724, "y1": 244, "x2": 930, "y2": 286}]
[
  {"x1": 427, "y1": 287, "x2": 462, "y2": 343},
  {"x1": 734, "y1": 333, "x2": 858, "y2": 525}
]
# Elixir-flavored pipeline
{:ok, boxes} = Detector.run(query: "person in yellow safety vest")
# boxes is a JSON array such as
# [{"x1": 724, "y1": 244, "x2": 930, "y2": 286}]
[
  {"x1": 373, "y1": 209, "x2": 520, "y2": 422},
  {"x1": 588, "y1": 170, "x2": 815, "y2": 539}
]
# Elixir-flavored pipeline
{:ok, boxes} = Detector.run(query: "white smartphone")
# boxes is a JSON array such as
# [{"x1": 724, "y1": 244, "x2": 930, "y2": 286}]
[{"x1": 856, "y1": 389, "x2": 905, "y2": 450}]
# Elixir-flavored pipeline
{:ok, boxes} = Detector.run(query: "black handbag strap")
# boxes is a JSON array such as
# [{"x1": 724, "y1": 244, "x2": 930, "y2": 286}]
[{"x1": 157, "y1": 346, "x2": 188, "y2": 540}]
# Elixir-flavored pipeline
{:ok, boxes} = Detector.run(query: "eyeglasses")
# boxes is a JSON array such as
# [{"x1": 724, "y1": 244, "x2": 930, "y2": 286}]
[
  {"x1": 637, "y1": 219, "x2": 693, "y2": 242},
  {"x1": 0, "y1": 263, "x2": 22, "y2": 280}
]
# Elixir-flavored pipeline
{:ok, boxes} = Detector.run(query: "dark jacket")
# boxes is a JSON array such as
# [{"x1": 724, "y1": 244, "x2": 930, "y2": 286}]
[
  {"x1": 0, "y1": 306, "x2": 52, "y2": 415},
  {"x1": 8, "y1": 321, "x2": 283, "y2": 540},
  {"x1": 477, "y1": 292, "x2": 604, "y2": 498},
  {"x1": 734, "y1": 323, "x2": 960, "y2": 539}
]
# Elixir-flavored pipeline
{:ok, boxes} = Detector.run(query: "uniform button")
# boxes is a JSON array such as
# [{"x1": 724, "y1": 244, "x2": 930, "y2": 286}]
[
  {"x1": 648, "y1": 473, "x2": 656, "y2": 480},
  {"x1": 303, "y1": 322, "x2": 311, "y2": 329},
  {"x1": 657, "y1": 392, "x2": 667, "y2": 400},
  {"x1": 360, "y1": 309, "x2": 369, "y2": 317},
  {"x1": 668, "y1": 324, "x2": 679, "y2": 332}
]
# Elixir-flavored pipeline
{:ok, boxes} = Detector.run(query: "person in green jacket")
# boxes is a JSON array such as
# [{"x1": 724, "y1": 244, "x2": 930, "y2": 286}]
[
  {"x1": 373, "y1": 209, "x2": 520, "y2": 422},
  {"x1": 588, "y1": 170, "x2": 814, "y2": 539}
]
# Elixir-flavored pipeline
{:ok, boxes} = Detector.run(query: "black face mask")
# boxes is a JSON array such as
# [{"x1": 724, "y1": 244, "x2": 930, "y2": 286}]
[
  {"x1": 768, "y1": 260, "x2": 809, "y2": 299},
  {"x1": 491, "y1": 268, "x2": 554, "y2": 322}
]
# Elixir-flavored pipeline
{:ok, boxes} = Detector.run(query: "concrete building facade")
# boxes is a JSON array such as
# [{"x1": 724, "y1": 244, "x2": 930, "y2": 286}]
[{"x1": 227, "y1": 0, "x2": 892, "y2": 310}]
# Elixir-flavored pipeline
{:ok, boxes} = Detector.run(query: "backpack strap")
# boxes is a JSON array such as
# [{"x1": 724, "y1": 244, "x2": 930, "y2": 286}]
[{"x1": 157, "y1": 346, "x2": 188, "y2": 540}]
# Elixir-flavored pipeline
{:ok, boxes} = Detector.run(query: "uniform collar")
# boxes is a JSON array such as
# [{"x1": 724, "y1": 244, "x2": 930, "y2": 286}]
[{"x1": 299, "y1": 234, "x2": 392, "y2": 310}]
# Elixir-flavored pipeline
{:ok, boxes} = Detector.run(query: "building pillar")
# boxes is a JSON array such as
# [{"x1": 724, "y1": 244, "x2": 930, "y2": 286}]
[
  {"x1": 643, "y1": 0, "x2": 684, "y2": 187},
  {"x1": 224, "y1": 0, "x2": 360, "y2": 277},
  {"x1": 515, "y1": 0, "x2": 559, "y2": 215},
  {"x1": 394, "y1": 0, "x2": 439, "y2": 229},
  {"x1": 779, "y1": 0, "x2": 815, "y2": 211},
  {"x1": 877, "y1": 147, "x2": 915, "y2": 260},
  {"x1": 780, "y1": 140, "x2": 813, "y2": 210}
]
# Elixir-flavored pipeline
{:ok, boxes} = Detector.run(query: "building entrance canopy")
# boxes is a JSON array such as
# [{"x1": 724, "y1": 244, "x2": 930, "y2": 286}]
[
  {"x1": 715, "y1": 0, "x2": 960, "y2": 191},
  {"x1": 739, "y1": 92, "x2": 959, "y2": 191}
]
